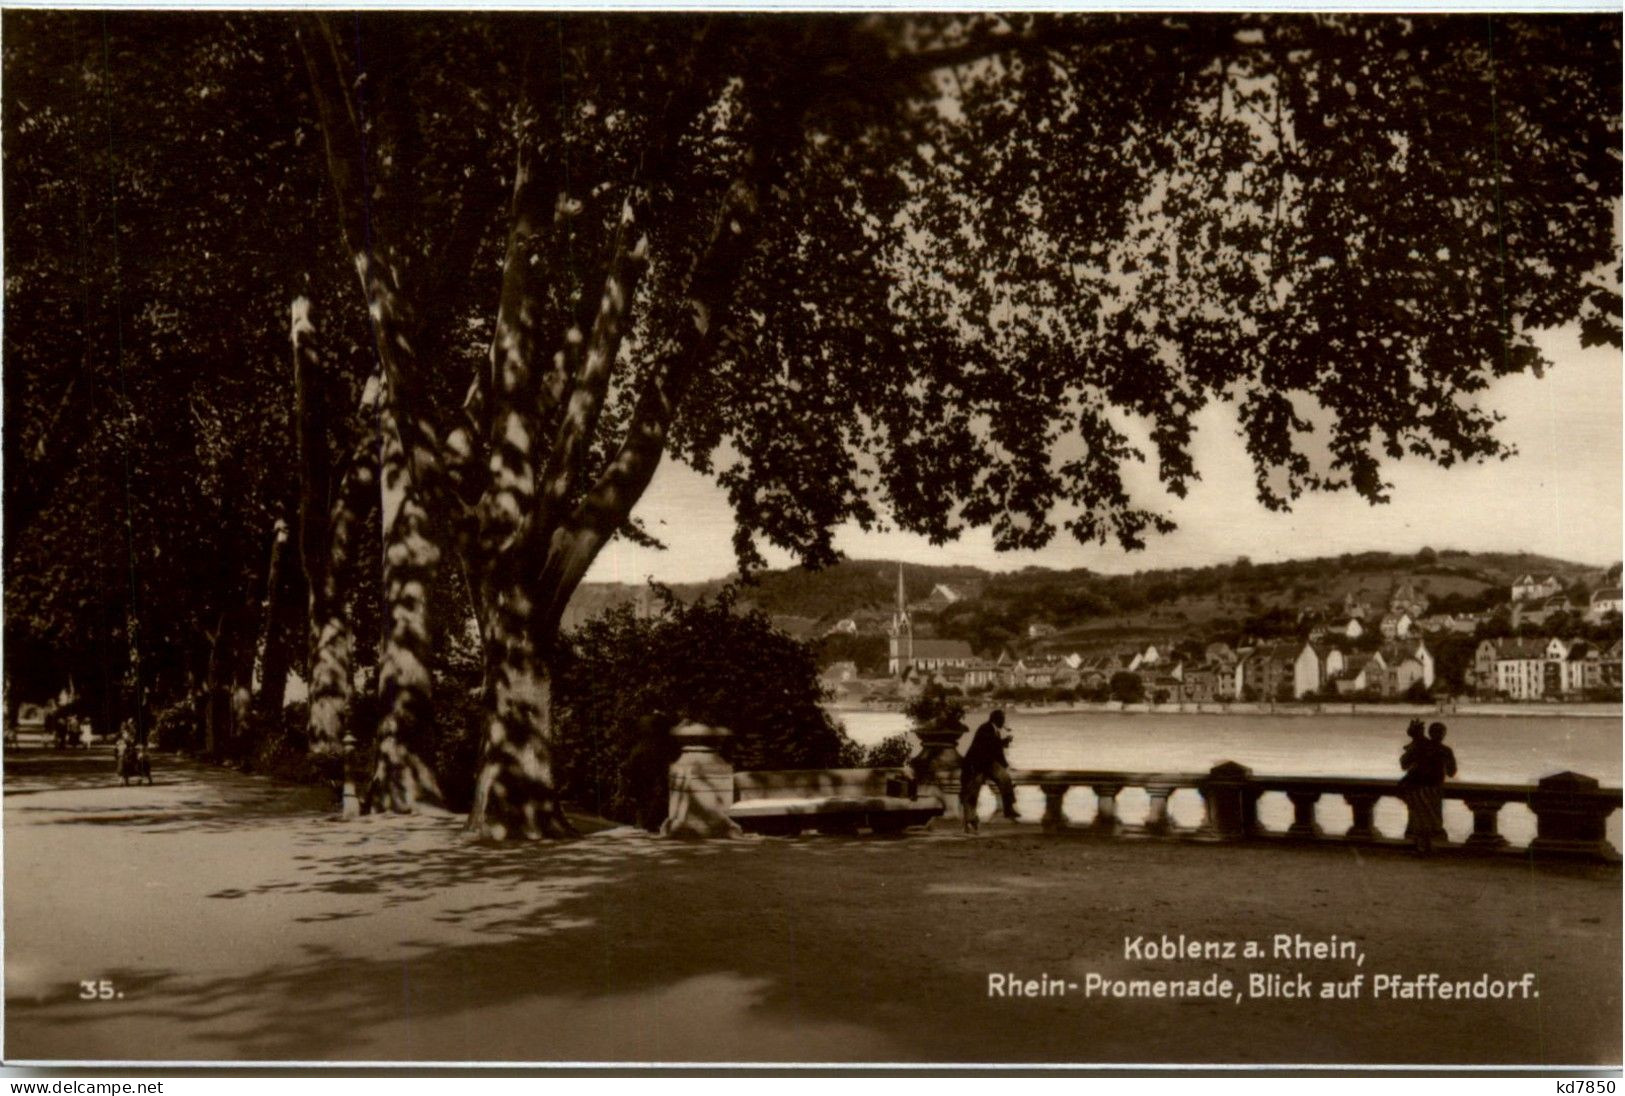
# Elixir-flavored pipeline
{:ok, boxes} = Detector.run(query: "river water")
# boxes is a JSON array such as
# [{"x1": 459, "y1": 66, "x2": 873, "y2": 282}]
[{"x1": 832, "y1": 706, "x2": 1623, "y2": 847}]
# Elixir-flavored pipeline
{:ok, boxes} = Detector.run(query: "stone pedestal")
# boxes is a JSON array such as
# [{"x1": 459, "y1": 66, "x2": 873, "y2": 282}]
[
  {"x1": 1529, "y1": 771, "x2": 1618, "y2": 860},
  {"x1": 1201, "y1": 761, "x2": 1256, "y2": 841},
  {"x1": 661, "y1": 723, "x2": 744, "y2": 839},
  {"x1": 908, "y1": 725, "x2": 964, "y2": 822}
]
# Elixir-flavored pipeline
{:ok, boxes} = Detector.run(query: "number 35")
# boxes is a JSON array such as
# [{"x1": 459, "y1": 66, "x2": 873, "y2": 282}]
[{"x1": 78, "y1": 980, "x2": 115, "y2": 1000}]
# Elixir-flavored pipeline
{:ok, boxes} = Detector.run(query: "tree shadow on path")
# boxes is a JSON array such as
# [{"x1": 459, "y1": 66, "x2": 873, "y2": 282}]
[{"x1": 6, "y1": 754, "x2": 1621, "y2": 1066}]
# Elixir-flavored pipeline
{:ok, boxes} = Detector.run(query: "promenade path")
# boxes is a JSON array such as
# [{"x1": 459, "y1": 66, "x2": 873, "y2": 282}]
[{"x1": 5, "y1": 748, "x2": 1619, "y2": 1066}]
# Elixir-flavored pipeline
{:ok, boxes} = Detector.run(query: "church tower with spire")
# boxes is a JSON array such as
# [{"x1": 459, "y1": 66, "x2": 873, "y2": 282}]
[{"x1": 888, "y1": 563, "x2": 913, "y2": 677}]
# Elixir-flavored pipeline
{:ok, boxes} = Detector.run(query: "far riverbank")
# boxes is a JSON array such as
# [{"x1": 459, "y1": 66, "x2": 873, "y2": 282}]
[{"x1": 831, "y1": 698, "x2": 1624, "y2": 720}]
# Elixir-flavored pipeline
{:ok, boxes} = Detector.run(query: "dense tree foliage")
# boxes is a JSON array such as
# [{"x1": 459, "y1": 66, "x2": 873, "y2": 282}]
[
  {"x1": 3, "y1": 14, "x2": 371, "y2": 748},
  {"x1": 4, "y1": 12, "x2": 1618, "y2": 836}
]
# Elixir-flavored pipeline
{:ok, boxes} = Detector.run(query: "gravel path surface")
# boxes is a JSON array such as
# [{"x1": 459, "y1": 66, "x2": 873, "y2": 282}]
[{"x1": 5, "y1": 748, "x2": 1618, "y2": 1066}]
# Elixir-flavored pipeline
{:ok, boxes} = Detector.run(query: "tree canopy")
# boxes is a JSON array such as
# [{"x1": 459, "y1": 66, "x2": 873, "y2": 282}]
[{"x1": 3, "y1": 11, "x2": 1618, "y2": 835}]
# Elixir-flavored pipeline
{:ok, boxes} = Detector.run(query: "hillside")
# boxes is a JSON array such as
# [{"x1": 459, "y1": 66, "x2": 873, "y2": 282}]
[{"x1": 564, "y1": 549, "x2": 1617, "y2": 657}]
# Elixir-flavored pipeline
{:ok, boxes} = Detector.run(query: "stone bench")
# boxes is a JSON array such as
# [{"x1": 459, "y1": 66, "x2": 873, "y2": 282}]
[{"x1": 730, "y1": 767, "x2": 943, "y2": 836}]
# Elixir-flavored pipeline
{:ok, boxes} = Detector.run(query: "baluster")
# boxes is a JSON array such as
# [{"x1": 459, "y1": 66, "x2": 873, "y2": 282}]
[
  {"x1": 1144, "y1": 784, "x2": 1175, "y2": 835},
  {"x1": 1091, "y1": 783, "x2": 1123, "y2": 834},
  {"x1": 1040, "y1": 784, "x2": 1070, "y2": 833},
  {"x1": 1343, "y1": 792, "x2": 1380, "y2": 840},
  {"x1": 1462, "y1": 796, "x2": 1508, "y2": 852},
  {"x1": 1287, "y1": 790, "x2": 1322, "y2": 838}
]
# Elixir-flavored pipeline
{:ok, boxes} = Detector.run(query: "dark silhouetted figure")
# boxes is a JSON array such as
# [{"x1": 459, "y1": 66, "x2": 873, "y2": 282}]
[
  {"x1": 116, "y1": 720, "x2": 152, "y2": 786},
  {"x1": 1400, "y1": 721, "x2": 1456, "y2": 855},
  {"x1": 1400, "y1": 719, "x2": 1426, "y2": 841},
  {"x1": 960, "y1": 709, "x2": 1018, "y2": 832}
]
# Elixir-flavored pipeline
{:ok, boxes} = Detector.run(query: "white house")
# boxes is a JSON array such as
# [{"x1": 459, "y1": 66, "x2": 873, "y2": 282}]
[
  {"x1": 1385, "y1": 656, "x2": 1426, "y2": 696},
  {"x1": 963, "y1": 660, "x2": 1001, "y2": 689},
  {"x1": 1377, "y1": 611, "x2": 1413, "y2": 640},
  {"x1": 1382, "y1": 638, "x2": 1435, "y2": 688},
  {"x1": 1335, "y1": 652, "x2": 1388, "y2": 695},
  {"x1": 1563, "y1": 643, "x2": 1593, "y2": 695},
  {"x1": 1293, "y1": 642, "x2": 1346, "y2": 698},
  {"x1": 1492, "y1": 637, "x2": 1557, "y2": 699},
  {"x1": 1127, "y1": 644, "x2": 1163, "y2": 672},
  {"x1": 1587, "y1": 588, "x2": 1623, "y2": 623},
  {"x1": 1511, "y1": 574, "x2": 1563, "y2": 603}
]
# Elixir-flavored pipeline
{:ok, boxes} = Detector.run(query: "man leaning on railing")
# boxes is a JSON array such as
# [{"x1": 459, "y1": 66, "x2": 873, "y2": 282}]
[{"x1": 961, "y1": 709, "x2": 1020, "y2": 832}]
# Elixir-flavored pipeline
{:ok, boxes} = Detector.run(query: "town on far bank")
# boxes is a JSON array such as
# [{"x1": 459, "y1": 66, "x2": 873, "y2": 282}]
[{"x1": 574, "y1": 549, "x2": 1624, "y2": 712}]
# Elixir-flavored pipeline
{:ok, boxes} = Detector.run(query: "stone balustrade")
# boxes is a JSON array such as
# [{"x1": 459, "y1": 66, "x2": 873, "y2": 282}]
[{"x1": 1005, "y1": 762, "x2": 1623, "y2": 861}]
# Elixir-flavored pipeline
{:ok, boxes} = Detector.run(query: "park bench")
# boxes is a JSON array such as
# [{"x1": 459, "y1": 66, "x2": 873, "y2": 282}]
[{"x1": 729, "y1": 767, "x2": 944, "y2": 836}]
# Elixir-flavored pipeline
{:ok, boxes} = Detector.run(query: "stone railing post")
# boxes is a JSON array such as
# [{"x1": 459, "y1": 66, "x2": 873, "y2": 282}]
[
  {"x1": 1528, "y1": 772, "x2": 1619, "y2": 861},
  {"x1": 1286, "y1": 790, "x2": 1322, "y2": 838},
  {"x1": 1144, "y1": 784, "x2": 1175, "y2": 835},
  {"x1": 340, "y1": 729, "x2": 360, "y2": 820},
  {"x1": 1343, "y1": 792, "x2": 1380, "y2": 840},
  {"x1": 661, "y1": 723, "x2": 743, "y2": 839},
  {"x1": 1091, "y1": 783, "x2": 1123, "y2": 834},
  {"x1": 1201, "y1": 762, "x2": 1255, "y2": 841},
  {"x1": 1040, "y1": 784, "x2": 1070, "y2": 833},
  {"x1": 1462, "y1": 796, "x2": 1509, "y2": 852},
  {"x1": 909, "y1": 722, "x2": 964, "y2": 823}
]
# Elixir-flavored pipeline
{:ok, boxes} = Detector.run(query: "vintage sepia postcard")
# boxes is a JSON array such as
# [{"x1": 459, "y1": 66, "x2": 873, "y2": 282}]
[{"x1": 2, "y1": 6, "x2": 1620, "y2": 1074}]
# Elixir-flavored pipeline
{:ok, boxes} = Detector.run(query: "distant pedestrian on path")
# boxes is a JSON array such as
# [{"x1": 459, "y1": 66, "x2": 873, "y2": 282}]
[
  {"x1": 960, "y1": 709, "x2": 1019, "y2": 832},
  {"x1": 1400, "y1": 720, "x2": 1456, "y2": 855}
]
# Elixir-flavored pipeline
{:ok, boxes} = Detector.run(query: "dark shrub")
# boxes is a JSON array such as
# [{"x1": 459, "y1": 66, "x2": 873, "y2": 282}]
[
  {"x1": 152, "y1": 698, "x2": 203, "y2": 752},
  {"x1": 1109, "y1": 672, "x2": 1144, "y2": 703},
  {"x1": 553, "y1": 585, "x2": 846, "y2": 828},
  {"x1": 429, "y1": 669, "x2": 487, "y2": 813},
  {"x1": 903, "y1": 681, "x2": 967, "y2": 734}
]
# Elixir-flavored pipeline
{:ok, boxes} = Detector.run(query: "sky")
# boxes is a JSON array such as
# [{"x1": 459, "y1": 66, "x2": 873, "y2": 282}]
[{"x1": 585, "y1": 325, "x2": 1623, "y2": 586}]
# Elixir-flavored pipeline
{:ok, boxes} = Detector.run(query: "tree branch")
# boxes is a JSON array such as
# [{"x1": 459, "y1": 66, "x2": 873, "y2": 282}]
[
  {"x1": 295, "y1": 14, "x2": 473, "y2": 549},
  {"x1": 530, "y1": 73, "x2": 814, "y2": 631}
]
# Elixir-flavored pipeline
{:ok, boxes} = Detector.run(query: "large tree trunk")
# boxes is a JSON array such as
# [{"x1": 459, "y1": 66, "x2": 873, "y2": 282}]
[
  {"x1": 249, "y1": 519, "x2": 292, "y2": 722},
  {"x1": 293, "y1": 298, "x2": 382, "y2": 760},
  {"x1": 209, "y1": 519, "x2": 289, "y2": 764},
  {"x1": 364, "y1": 388, "x2": 444, "y2": 813},
  {"x1": 466, "y1": 586, "x2": 575, "y2": 839},
  {"x1": 254, "y1": 560, "x2": 302, "y2": 732},
  {"x1": 292, "y1": 295, "x2": 335, "y2": 750},
  {"x1": 202, "y1": 609, "x2": 230, "y2": 756},
  {"x1": 460, "y1": 93, "x2": 807, "y2": 840},
  {"x1": 305, "y1": 434, "x2": 376, "y2": 758}
]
